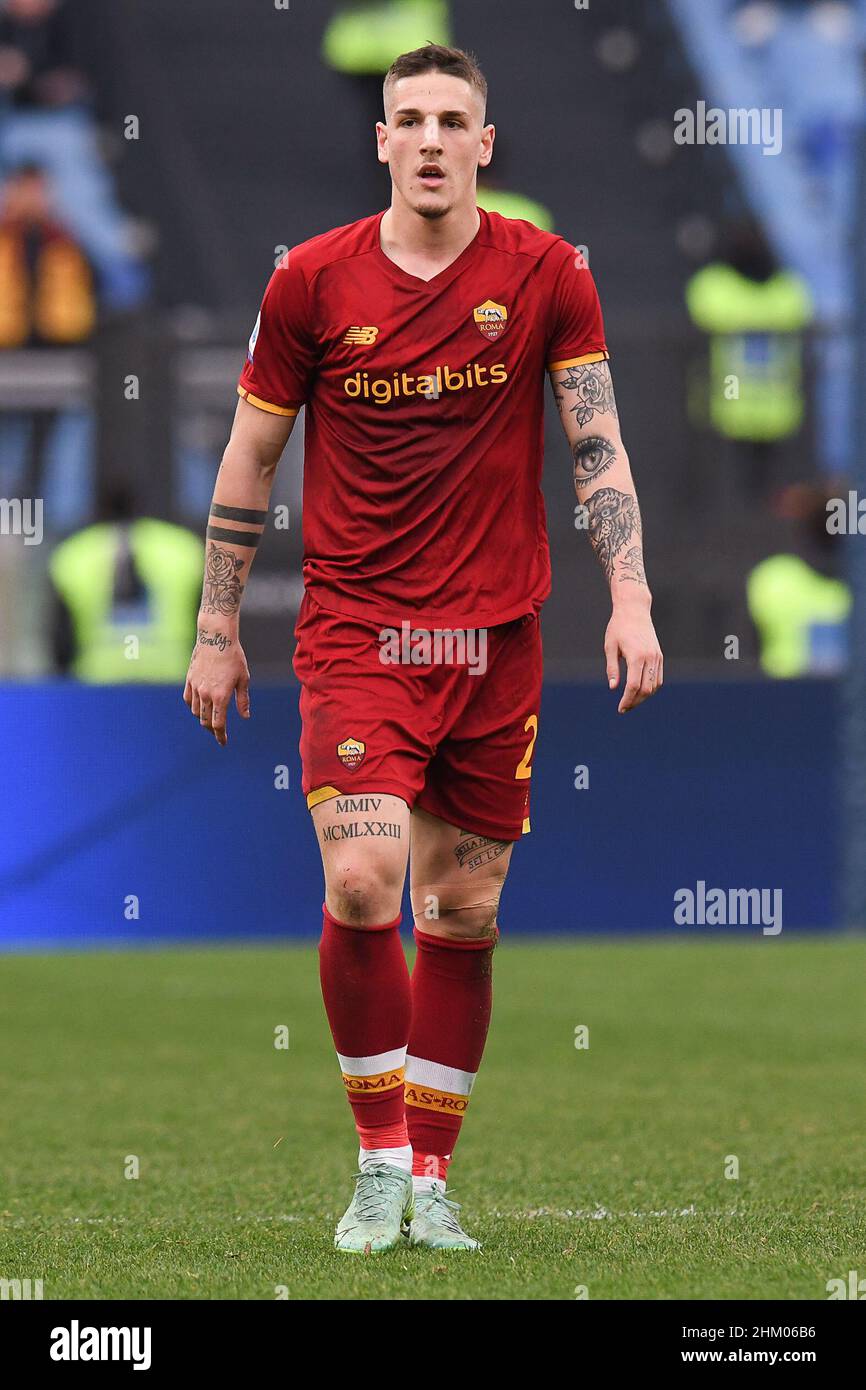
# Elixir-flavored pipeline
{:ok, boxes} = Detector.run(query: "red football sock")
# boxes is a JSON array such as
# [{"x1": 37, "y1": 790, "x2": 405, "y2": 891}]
[
  {"x1": 405, "y1": 926, "x2": 497, "y2": 1183},
  {"x1": 318, "y1": 903, "x2": 411, "y2": 1153}
]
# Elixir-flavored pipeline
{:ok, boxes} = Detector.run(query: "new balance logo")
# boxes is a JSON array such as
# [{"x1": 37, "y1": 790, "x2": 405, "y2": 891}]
[{"x1": 342, "y1": 326, "x2": 380, "y2": 345}]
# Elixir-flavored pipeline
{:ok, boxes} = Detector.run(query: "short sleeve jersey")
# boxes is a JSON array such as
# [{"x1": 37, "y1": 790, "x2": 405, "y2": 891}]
[{"x1": 237, "y1": 207, "x2": 608, "y2": 627}]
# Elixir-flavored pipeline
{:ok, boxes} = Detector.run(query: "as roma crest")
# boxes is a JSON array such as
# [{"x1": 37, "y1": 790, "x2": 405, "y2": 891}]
[
  {"x1": 337, "y1": 737, "x2": 366, "y2": 769},
  {"x1": 473, "y1": 299, "x2": 508, "y2": 341}
]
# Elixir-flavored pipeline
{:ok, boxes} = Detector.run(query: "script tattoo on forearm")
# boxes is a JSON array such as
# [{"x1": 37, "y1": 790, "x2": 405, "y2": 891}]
[
  {"x1": 619, "y1": 545, "x2": 648, "y2": 587},
  {"x1": 201, "y1": 544, "x2": 245, "y2": 617},
  {"x1": 196, "y1": 626, "x2": 233, "y2": 652},
  {"x1": 555, "y1": 360, "x2": 618, "y2": 427},
  {"x1": 585, "y1": 486, "x2": 642, "y2": 581},
  {"x1": 454, "y1": 830, "x2": 510, "y2": 873},
  {"x1": 573, "y1": 434, "x2": 617, "y2": 490}
]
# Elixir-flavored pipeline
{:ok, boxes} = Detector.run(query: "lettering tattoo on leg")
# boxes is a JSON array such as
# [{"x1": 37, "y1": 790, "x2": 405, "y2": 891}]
[
  {"x1": 322, "y1": 821, "x2": 401, "y2": 842},
  {"x1": 454, "y1": 830, "x2": 510, "y2": 873},
  {"x1": 334, "y1": 797, "x2": 382, "y2": 814}
]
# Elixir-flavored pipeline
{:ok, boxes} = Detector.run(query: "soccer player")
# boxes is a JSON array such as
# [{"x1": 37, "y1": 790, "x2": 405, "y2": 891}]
[{"x1": 183, "y1": 44, "x2": 663, "y2": 1254}]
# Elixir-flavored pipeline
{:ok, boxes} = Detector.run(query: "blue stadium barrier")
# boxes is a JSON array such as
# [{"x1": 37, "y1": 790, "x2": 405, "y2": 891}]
[{"x1": 0, "y1": 680, "x2": 837, "y2": 948}]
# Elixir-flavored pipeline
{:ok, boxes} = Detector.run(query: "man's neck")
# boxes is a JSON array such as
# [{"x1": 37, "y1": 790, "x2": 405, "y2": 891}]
[{"x1": 380, "y1": 197, "x2": 480, "y2": 270}]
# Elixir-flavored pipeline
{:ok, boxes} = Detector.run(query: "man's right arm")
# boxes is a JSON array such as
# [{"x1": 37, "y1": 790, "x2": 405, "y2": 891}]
[{"x1": 183, "y1": 395, "x2": 297, "y2": 745}]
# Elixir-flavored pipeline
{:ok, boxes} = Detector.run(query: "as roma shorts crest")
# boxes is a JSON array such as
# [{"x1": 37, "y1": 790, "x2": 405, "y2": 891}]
[{"x1": 336, "y1": 737, "x2": 366, "y2": 769}]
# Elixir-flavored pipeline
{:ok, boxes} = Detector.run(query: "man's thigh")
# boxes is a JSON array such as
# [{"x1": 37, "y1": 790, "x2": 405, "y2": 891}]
[
  {"x1": 311, "y1": 792, "x2": 410, "y2": 925},
  {"x1": 409, "y1": 805, "x2": 514, "y2": 940}
]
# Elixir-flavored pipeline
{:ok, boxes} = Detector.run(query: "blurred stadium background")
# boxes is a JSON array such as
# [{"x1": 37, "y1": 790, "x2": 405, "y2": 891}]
[
  {"x1": 2, "y1": 0, "x2": 866, "y2": 1305},
  {"x1": 1, "y1": 0, "x2": 861, "y2": 942}
]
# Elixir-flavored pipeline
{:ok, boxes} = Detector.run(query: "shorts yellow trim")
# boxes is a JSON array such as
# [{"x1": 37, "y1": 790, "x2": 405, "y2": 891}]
[
  {"x1": 237, "y1": 385, "x2": 299, "y2": 417},
  {"x1": 547, "y1": 350, "x2": 610, "y2": 372},
  {"x1": 307, "y1": 785, "x2": 343, "y2": 810},
  {"x1": 522, "y1": 815, "x2": 531, "y2": 835}
]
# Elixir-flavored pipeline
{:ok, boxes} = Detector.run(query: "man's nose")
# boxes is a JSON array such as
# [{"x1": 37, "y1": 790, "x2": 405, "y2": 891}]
[{"x1": 420, "y1": 120, "x2": 443, "y2": 149}]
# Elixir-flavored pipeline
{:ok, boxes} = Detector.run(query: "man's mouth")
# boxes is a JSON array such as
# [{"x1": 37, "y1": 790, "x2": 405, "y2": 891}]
[{"x1": 418, "y1": 164, "x2": 445, "y2": 184}]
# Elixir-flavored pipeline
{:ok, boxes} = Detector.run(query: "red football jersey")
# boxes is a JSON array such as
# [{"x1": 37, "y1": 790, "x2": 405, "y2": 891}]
[{"x1": 237, "y1": 208, "x2": 608, "y2": 627}]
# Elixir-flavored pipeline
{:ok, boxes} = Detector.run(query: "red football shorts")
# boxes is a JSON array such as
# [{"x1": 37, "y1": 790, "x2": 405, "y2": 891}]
[{"x1": 292, "y1": 592, "x2": 543, "y2": 841}]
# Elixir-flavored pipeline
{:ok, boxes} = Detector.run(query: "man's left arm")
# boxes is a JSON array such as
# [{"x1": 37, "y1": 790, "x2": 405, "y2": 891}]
[{"x1": 550, "y1": 358, "x2": 663, "y2": 712}]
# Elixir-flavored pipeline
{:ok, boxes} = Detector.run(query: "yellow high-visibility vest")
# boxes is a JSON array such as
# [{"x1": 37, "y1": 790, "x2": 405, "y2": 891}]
[
  {"x1": 49, "y1": 519, "x2": 204, "y2": 683},
  {"x1": 686, "y1": 263, "x2": 812, "y2": 441},
  {"x1": 747, "y1": 553, "x2": 850, "y2": 677}
]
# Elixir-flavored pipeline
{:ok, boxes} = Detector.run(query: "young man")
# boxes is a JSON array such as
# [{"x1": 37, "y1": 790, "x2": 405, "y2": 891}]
[{"x1": 183, "y1": 44, "x2": 662, "y2": 1254}]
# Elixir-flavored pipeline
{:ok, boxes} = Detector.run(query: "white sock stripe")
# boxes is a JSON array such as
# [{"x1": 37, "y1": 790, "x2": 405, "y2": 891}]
[
  {"x1": 337, "y1": 1046, "x2": 407, "y2": 1077},
  {"x1": 404, "y1": 1055, "x2": 476, "y2": 1095}
]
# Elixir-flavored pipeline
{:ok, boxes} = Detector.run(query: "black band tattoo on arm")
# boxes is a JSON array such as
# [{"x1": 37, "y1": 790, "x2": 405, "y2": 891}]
[
  {"x1": 573, "y1": 435, "x2": 617, "y2": 489},
  {"x1": 206, "y1": 524, "x2": 261, "y2": 548},
  {"x1": 585, "y1": 487, "x2": 642, "y2": 581},
  {"x1": 202, "y1": 544, "x2": 245, "y2": 616},
  {"x1": 555, "y1": 360, "x2": 618, "y2": 427},
  {"x1": 211, "y1": 504, "x2": 268, "y2": 525}
]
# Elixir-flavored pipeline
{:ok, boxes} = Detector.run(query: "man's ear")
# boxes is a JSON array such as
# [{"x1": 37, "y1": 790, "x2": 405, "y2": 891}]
[{"x1": 479, "y1": 124, "x2": 495, "y2": 168}]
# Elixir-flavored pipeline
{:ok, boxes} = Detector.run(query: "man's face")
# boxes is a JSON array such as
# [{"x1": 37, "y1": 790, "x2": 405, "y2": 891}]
[{"x1": 377, "y1": 72, "x2": 494, "y2": 219}]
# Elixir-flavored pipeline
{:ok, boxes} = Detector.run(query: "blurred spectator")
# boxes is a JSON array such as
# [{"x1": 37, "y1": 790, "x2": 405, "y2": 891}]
[
  {"x1": 747, "y1": 479, "x2": 850, "y2": 677},
  {"x1": 49, "y1": 484, "x2": 204, "y2": 682},
  {"x1": 0, "y1": 160, "x2": 94, "y2": 344},
  {"x1": 686, "y1": 217, "x2": 812, "y2": 487},
  {"x1": 0, "y1": 161, "x2": 94, "y2": 531},
  {"x1": 0, "y1": 0, "x2": 149, "y2": 311}
]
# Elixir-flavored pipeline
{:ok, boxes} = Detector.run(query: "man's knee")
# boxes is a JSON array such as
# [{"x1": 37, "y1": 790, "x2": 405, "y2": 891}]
[
  {"x1": 326, "y1": 862, "x2": 404, "y2": 927},
  {"x1": 413, "y1": 889, "x2": 501, "y2": 941}
]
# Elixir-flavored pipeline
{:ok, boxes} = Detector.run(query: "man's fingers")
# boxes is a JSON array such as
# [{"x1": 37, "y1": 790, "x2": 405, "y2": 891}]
[
  {"x1": 183, "y1": 677, "x2": 192, "y2": 708},
  {"x1": 638, "y1": 664, "x2": 655, "y2": 701},
  {"x1": 618, "y1": 660, "x2": 644, "y2": 713},
  {"x1": 235, "y1": 674, "x2": 251, "y2": 719},
  {"x1": 210, "y1": 700, "x2": 228, "y2": 747},
  {"x1": 604, "y1": 638, "x2": 620, "y2": 689}
]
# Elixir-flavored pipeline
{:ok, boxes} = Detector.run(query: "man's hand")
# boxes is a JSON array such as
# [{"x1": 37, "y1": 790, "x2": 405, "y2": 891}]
[
  {"x1": 183, "y1": 624, "x2": 251, "y2": 746},
  {"x1": 604, "y1": 600, "x2": 663, "y2": 714}
]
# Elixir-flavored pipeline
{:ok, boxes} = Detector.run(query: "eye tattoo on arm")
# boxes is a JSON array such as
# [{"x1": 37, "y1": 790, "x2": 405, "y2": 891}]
[{"x1": 573, "y1": 435, "x2": 617, "y2": 489}]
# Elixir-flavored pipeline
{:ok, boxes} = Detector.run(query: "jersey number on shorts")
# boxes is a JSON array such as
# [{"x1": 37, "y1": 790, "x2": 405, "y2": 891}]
[{"x1": 515, "y1": 714, "x2": 538, "y2": 780}]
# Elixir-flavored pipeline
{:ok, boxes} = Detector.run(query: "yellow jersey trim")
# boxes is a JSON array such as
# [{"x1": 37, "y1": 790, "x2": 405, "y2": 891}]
[
  {"x1": 237, "y1": 385, "x2": 299, "y2": 417},
  {"x1": 307, "y1": 785, "x2": 343, "y2": 810},
  {"x1": 547, "y1": 350, "x2": 610, "y2": 372}
]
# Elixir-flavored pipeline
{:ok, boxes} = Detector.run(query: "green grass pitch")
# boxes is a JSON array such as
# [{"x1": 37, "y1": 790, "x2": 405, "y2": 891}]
[{"x1": 2, "y1": 937, "x2": 864, "y2": 1300}]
